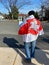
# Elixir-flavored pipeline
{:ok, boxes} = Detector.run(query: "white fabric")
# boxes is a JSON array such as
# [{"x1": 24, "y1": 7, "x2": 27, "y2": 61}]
[
  {"x1": 23, "y1": 33, "x2": 38, "y2": 42},
  {"x1": 19, "y1": 15, "x2": 44, "y2": 42}
]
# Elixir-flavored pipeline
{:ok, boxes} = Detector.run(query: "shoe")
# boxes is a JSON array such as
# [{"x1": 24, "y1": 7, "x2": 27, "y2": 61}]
[
  {"x1": 31, "y1": 56, "x2": 35, "y2": 58},
  {"x1": 24, "y1": 58, "x2": 31, "y2": 63}
]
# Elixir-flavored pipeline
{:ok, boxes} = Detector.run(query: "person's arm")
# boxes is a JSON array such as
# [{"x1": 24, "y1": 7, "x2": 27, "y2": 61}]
[
  {"x1": 34, "y1": 19, "x2": 44, "y2": 35},
  {"x1": 19, "y1": 21, "x2": 23, "y2": 27},
  {"x1": 38, "y1": 24, "x2": 44, "y2": 35}
]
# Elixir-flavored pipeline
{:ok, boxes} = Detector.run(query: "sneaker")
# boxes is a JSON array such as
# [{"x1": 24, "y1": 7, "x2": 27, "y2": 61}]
[
  {"x1": 24, "y1": 58, "x2": 31, "y2": 63},
  {"x1": 31, "y1": 55, "x2": 35, "y2": 58}
]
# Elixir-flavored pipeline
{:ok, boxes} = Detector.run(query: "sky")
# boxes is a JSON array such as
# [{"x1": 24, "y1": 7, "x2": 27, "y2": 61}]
[{"x1": 0, "y1": 0, "x2": 42, "y2": 14}]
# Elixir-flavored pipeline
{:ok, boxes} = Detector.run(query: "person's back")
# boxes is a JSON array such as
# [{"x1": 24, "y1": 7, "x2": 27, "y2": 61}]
[
  {"x1": 18, "y1": 10, "x2": 44, "y2": 63},
  {"x1": 18, "y1": 11, "x2": 44, "y2": 42}
]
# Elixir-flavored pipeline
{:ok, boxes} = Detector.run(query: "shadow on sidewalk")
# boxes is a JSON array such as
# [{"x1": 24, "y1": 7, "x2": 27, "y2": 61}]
[
  {"x1": 3, "y1": 37, "x2": 49, "y2": 65},
  {"x1": 15, "y1": 48, "x2": 35, "y2": 65},
  {"x1": 3, "y1": 37, "x2": 24, "y2": 48},
  {"x1": 14, "y1": 48, "x2": 49, "y2": 65},
  {"x1": 3, "y1": 37, "x2": 39, "y2": 49}
]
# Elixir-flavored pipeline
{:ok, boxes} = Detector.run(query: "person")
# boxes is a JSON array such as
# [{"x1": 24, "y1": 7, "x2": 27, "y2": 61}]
[{"x1": 18, "y1": 10, "x2": 44, "y2": 63}]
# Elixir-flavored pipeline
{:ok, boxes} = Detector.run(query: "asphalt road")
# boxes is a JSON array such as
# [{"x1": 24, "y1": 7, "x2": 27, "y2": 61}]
[{"x1": 0, "y1": 20, "x2": 19, "y2": 34}]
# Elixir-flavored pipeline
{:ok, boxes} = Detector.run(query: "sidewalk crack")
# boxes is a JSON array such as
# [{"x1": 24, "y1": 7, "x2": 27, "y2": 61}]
[{"x1": 13, "y1": 54, "x2": 17, "y2": 65}]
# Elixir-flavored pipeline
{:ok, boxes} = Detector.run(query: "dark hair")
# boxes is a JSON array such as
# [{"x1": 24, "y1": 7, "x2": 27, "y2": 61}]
[{"x1": 28, "y1": 10, "x2": 35, "y2": 16}]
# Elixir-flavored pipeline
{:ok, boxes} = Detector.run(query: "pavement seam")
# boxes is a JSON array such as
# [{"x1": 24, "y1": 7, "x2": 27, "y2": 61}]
[{"x1": 13, "y1": 54, "x2": 18, "y2": 65}]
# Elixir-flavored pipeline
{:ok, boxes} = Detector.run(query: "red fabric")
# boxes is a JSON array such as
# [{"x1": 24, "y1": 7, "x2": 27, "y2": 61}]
[
  {"x1": 18, "y1": 18, "x2": 42, "y2": 35},
  {"x1": 36, "y1": 19, "x2": 43, "y2": 31},
  {"x1": 27, "y1": 19, "x2": 34, "y2": 23},
  {"x1": 36, "y1": 19, "x2": 41, "y2": 25},
  {"x1": 18, "y1": 22, "x2": 31, "y2": 34},
  {"x1": 39, "y1": 25, "x2": 43, "y2": 31},
  {"x1": 28, "y1": 28, "x2": 38, "y2": 35}
]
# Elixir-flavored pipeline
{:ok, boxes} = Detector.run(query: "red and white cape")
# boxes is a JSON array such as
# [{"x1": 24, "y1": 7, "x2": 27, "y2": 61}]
[{"x1": 18, "y1": 15, "x2": 44, "y2": 42}]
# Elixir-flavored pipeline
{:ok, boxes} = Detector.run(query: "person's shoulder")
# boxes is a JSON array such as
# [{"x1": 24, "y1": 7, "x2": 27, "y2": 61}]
[{"x1": 35, "y1": 18, "x2": 41, "y2": 25}]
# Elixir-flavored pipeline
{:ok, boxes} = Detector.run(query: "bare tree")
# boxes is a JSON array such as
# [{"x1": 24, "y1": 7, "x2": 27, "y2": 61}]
[
  {"x1": 0, "y1": 0, "x2": 31, "y2": 11},
  {"x1": 40, "y1": 0, "x2": 49, "y2": 20},
  {"x1": 0, "y1": 0, "x2": 31, "y2": 19},
  {"x1": 0, "y1": 0, "x2": 17, "y2": 13},
  {"x1": 40, "y1": 0, "x2": 49, "y2": 8}
]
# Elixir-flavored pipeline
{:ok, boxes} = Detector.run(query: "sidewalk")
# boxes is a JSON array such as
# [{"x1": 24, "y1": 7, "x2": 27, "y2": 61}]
[{"x1": 0, "y1": 48, "x2": 49, "y2": 65}]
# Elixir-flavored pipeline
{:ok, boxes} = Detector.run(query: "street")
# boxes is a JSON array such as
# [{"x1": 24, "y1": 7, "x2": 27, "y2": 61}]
[{"x1": 0, "y1": 20, "x2": 49, "y2": 50}]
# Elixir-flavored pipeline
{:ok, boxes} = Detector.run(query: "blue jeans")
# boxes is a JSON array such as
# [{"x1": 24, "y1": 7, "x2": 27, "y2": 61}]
[{"x1": 24, "y1": 41, "x2": 36, "y2": 59}]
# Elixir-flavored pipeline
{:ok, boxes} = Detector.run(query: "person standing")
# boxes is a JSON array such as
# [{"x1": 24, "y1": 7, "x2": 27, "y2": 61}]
[{"x1": 18, "y1": 10, "x2": 44, "y2": 63}]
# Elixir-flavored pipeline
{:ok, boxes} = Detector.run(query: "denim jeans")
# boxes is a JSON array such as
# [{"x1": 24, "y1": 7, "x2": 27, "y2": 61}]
[{"x1": 24, "y1": 41, "x2": 36, "y2": 59}]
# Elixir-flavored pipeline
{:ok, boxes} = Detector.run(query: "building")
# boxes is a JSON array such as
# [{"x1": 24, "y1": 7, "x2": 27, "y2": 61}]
[
  {"x1": 0, "y1": 13, "x2": 4, "y2": 20},
  {"x1": 38, "y1": 6, "x2": 46, "y2": 21},
  {"x1": 18, "y1": 14, "x2": 27, "y2": 21}
]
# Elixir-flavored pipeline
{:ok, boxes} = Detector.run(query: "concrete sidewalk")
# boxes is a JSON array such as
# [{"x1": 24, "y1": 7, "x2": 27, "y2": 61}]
[{"x1": 0, "y1": 48, "x2": 49, "y2": 65}]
